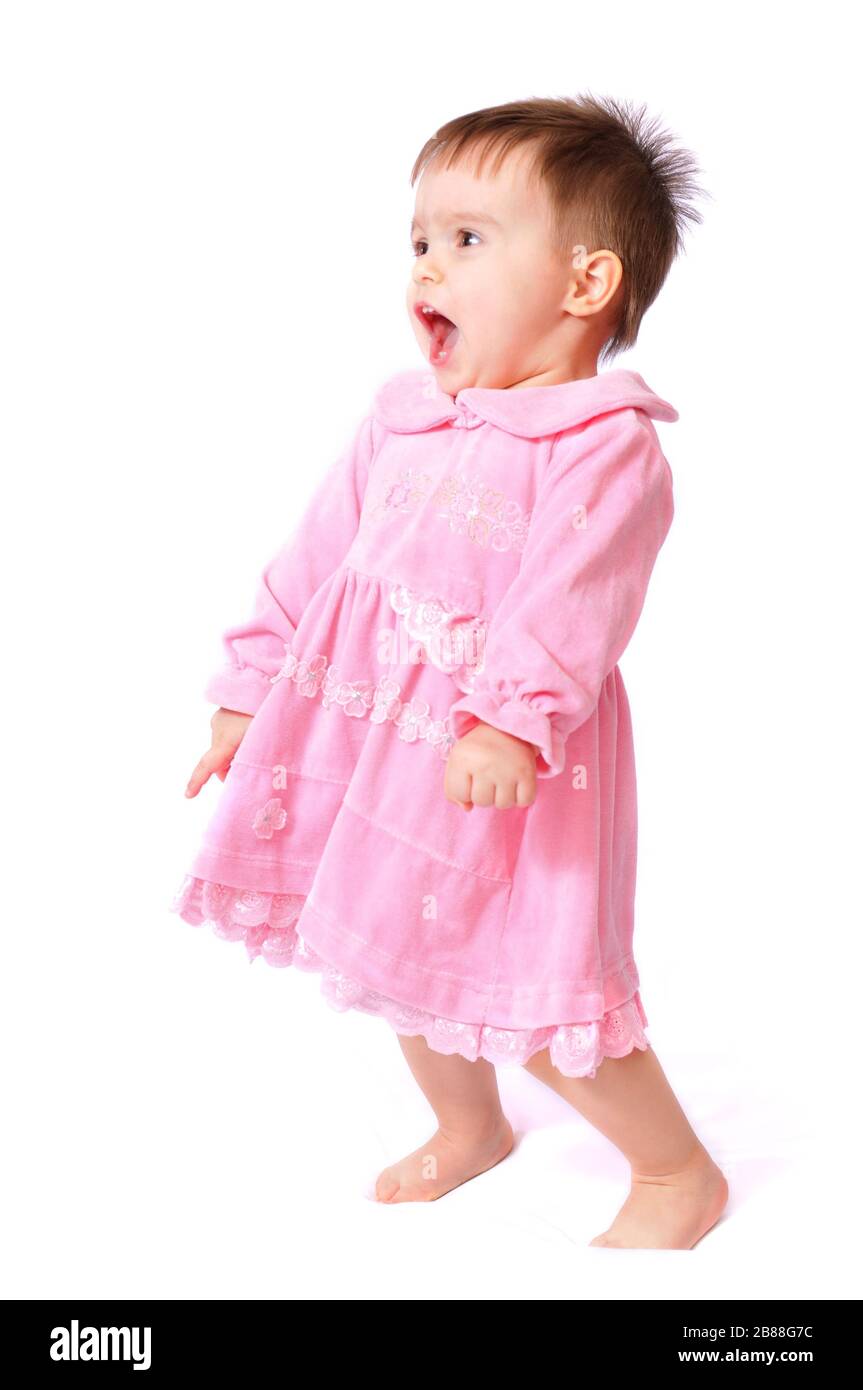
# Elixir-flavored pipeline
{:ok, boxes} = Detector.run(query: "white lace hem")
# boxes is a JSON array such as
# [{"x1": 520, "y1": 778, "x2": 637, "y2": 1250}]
[{"x1": 170, "y1": 875, "x2": 650, "y2": 1079}]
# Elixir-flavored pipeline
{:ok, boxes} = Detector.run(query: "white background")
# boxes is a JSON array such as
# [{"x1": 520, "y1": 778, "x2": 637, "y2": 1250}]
[{"x1": 2, "y1": 0, "x2": 861, "y2": 1302}]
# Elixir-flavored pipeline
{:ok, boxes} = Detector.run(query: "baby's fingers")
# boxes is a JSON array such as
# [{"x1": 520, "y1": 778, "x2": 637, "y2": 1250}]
[
  {"x1": 515, "y1": 768, "x2": 537, "y2": 807},
  {"x1": 443, "y1": 761, "x2": 474, "y2": 812},
  {"x1": 185, "y1": 748, "x2": 228, "y2": 798}
]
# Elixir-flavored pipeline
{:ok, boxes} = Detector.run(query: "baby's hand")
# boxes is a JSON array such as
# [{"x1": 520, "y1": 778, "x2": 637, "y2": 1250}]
[
  {"x1": 444, "y1": 721, "x2": 538, "y2": 811},
  {"x1": 185, "y1": 707, "x2": 253, "y2": 798}
]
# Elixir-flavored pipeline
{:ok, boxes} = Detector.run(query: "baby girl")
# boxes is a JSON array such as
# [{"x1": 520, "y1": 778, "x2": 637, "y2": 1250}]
[{"x1": 173, "y1": 93, "x2": 729, "y2": 1249}]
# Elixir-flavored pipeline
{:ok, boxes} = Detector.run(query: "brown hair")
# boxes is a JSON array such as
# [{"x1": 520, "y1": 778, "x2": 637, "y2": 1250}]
[{"x1": 410, "y1": 93, "x2": 710, "y2": 365}]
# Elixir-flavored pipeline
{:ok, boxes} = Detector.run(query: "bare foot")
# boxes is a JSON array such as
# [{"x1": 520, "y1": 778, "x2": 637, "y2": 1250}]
[
  {"x1": 589, "y1": 1143, "x2": 729, "y2": 1249},
  {"x1": 374, "y1": 1118, "x2": 515, "y2": 1203}
]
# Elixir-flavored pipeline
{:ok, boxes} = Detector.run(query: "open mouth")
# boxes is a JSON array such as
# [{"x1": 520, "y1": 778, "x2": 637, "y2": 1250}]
[{"x1": 414, "y1": 301, "x2": 460, "y2": 366}]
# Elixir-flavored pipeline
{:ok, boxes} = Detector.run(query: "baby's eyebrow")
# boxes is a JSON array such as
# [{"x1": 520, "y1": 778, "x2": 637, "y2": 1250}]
[{"x1": 410, "y1": 211, "x2": 502, "y2": 233}]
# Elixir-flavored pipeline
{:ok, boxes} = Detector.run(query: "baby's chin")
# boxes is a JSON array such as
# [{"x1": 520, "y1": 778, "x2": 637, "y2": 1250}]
[
  {"x1": 432, "y1": 366, "x2": 512, "y2": 395},
  {"x1": 426, "y1": 354, "x2": 508, "y2": 395},
  {"x1": 415, "y1": 334, "x2": 522, "y2": 394}
]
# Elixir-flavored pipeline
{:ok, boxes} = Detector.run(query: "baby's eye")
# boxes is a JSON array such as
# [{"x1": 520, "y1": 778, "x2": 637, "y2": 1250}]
[{"x1": 410, "y1": 229, "x2": 481, "y2": 257}]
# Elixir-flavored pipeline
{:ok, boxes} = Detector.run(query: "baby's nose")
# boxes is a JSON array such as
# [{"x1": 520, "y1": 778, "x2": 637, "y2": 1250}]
[{"x1": 414, "y1": 257, "x2": 441, "y2": 282}]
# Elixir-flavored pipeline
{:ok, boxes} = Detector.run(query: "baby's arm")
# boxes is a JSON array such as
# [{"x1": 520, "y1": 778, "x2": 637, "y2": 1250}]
[
  {"x1": 204, "y1": 412, "x2": 377, "y2": 716},
  {"x1": 184, "y1": 412, "x2": 376, "y2": 798},
  {"x1": 444, "y1": 413, "x2": 674, "y2": 805}
]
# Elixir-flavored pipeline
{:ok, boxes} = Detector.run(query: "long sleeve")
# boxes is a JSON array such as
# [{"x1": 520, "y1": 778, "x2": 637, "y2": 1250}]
[
  {"x1": 203, "y1": 411, "x2": 377, "y2": 715},
  {"x1": 447, "y1": 413, "x2": 674, "y2": 778}
]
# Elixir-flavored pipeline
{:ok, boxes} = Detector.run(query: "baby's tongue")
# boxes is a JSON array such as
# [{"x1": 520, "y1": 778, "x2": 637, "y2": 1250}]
[{"x1": 430, "y1": 313, "x2": 458, "y2": 365}]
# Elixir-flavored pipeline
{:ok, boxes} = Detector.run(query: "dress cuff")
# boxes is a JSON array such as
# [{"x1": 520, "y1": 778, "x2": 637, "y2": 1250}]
[
  {"x1": 203, "y1": 666, "x2": 273, "y2": 717},
  {"x1": 447, "y1": 694, "x2": 565, "y2": 778}
]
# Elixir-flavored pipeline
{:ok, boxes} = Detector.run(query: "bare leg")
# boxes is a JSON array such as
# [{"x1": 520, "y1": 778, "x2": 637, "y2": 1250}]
[
  {"x1": 523, "y1": 1043, "x2": 729, "y2": 1248},
  {"x1": 374, "y1": 1033, "x2": 514, "y2": 1203}
]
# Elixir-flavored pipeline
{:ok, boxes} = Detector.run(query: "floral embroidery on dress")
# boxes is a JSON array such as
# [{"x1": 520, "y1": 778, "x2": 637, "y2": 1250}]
[
  {"x1": 377, "y1": 468, "x2": 433, "y2": 514},
  {"x1": 290, "y1": 653, "x2": 328, "y2": 697},
  {"x1": 252, "y1": 797, "x2": 288, "y2": 839},
  {"x1": 367, "y1": 467, "x2": 531, "y2": 553},
  {"x1": 170, "y1": 873, "x2": 652, "y2": 1079},
  {"x1": 432, "y1": 473, "x2": 531, "y2": 552},
  {"x1": 369, "y1": 676, "x2": 402, "y2": 723},
  {"x1": 321, "y1": 665, "x2": 376, "y2": 718},
  {"x1": 389, "y1": 583, "x2": 487, "y2": 695},
  {"x1": 394, "y1": 698, "x2": 453, "y2": 755},
  {"x1": 269, "y1": 647, "x2": 456, "y2": 759}
]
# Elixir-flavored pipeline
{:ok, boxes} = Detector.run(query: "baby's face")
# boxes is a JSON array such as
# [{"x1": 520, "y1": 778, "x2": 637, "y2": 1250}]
[{"x1": 407, "y1": 145, "x2": 579, "y2": 393}]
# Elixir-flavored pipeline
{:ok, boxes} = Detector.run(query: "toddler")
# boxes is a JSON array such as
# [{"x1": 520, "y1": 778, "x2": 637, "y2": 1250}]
[{"x1": 172, "y1": 93, "x2": 729, "y2": 1249}]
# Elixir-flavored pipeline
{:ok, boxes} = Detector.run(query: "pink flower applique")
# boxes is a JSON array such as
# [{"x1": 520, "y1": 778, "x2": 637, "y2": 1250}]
[
  {"x1": 321, "y1": 664, "x2": 376, "y2": 717},
  {"x1": 252, "y1": 797, "x2": 288, "y2": 839},
  {"x1": 370, "y1": 676, "x2": 402, "y2": 723},
  {"x1": 294, "y1": 654, "x2": 328, "y2": 697},
  {"x1": 395, "y1": 698, "x2": 434, "y2": 744},
  {"x1": 270, "y1": 647, "x2": 298, "y2": 685}
]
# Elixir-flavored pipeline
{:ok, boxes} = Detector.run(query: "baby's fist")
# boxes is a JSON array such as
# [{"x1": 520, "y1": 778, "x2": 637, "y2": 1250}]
[{"x1": 444, "y1": 721, "x2": 538, "y2": 811}]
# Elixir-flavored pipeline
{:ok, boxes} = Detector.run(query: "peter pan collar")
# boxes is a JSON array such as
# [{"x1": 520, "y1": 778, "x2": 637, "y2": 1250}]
[{"x1": 372, "y1": 367, "x2": 679, "y2": 438}]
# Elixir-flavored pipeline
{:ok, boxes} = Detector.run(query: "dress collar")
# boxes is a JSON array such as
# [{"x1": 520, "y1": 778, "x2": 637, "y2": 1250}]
[{"x1": 372, "y1": 367, "x2": 679, "y2": 439}]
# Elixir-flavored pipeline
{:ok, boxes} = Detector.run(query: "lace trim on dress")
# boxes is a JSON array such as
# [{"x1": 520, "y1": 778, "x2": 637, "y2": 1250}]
[
  {"x1": 268, "y1": 649, "x2": 457, "y2": 759},
  {"x1": 170, "y1": 874, "x2": 650, "y2": 1079}
]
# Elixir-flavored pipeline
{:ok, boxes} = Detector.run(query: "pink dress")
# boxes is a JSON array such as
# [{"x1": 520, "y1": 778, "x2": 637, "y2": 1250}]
[{"x1": 171, "y1": 367, "x2": 678, "y2": 1078}]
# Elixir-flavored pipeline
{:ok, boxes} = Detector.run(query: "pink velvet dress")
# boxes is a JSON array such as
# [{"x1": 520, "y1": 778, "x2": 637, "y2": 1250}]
[{"x1": 171, "y1": 366, "x2": 678, "y2": 1078}]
